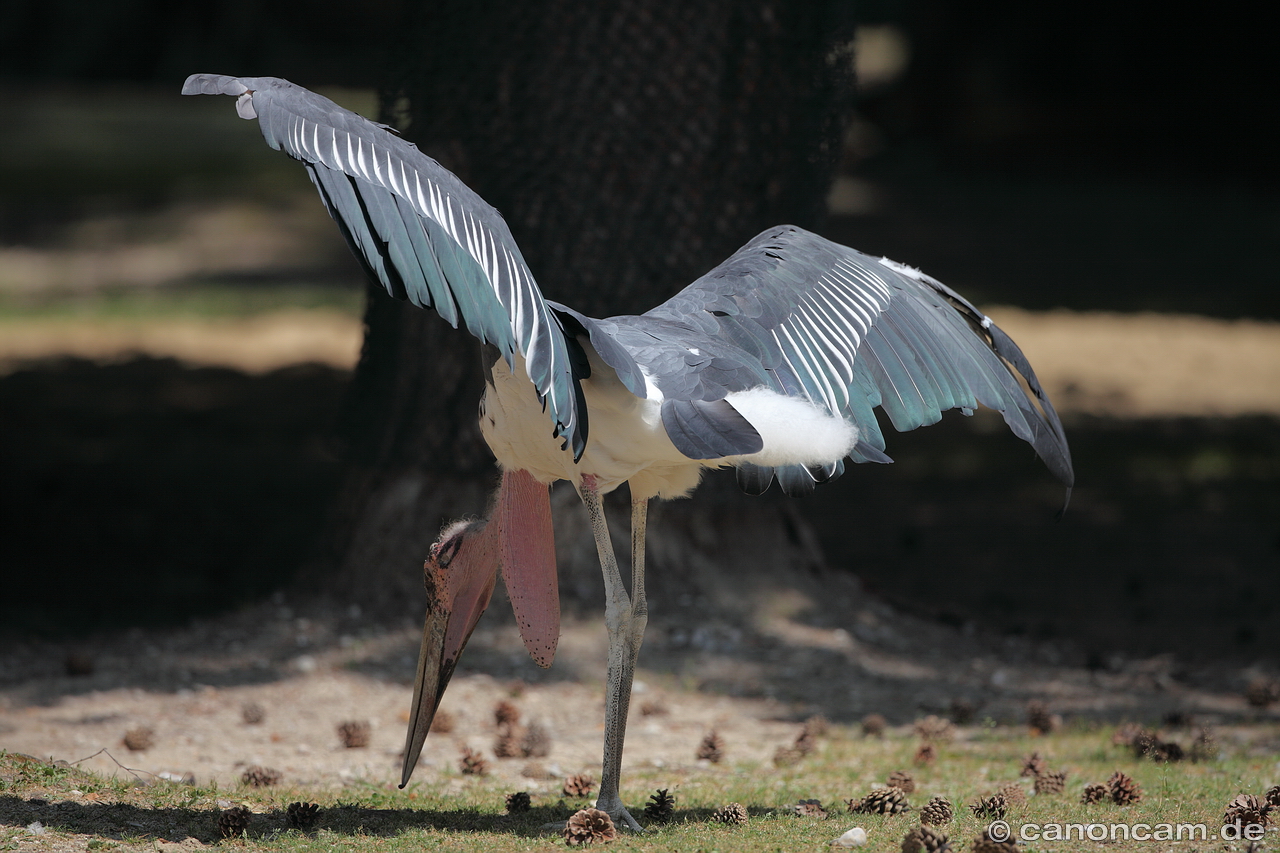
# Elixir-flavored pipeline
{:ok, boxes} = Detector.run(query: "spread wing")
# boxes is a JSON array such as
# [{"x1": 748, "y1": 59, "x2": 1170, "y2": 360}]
[
  {"x1": 632, "y1": 226, "x2": 1074, "y2": 496},
  {"x1": 182, "y1": 74, "x2": 585, "y2": 458}
]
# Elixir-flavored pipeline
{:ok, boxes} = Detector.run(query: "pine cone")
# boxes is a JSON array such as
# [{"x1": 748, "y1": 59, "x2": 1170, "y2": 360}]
[
  {"x1": 968, "y1": 792, "x2": 1008, "y2": 820},
  {"x1": 643, "y1": 788, "x2": 675, "y2": 823},
  {"x1": 241, "y1": 702, "x2": 266, "y2": 725},
  {"x1": 712, "y1": 802, "x2": 748, "y2": 825},
  {"x1": 563, "y1": 807, "x2": 617, "y2": 845},
  {"x1": 1019, "y1": 752, "x2": 1047, "y2": 778},
  {"x1": 122, "y1": 726, "x2": 154, "y2": 752},
  {"x1": 285, "y1": 801, "x2": 319, "y2": 830},
  {"x1": 851, "y1": 787, "x2": 911, "y2": 815},
  {"x1": 792, "y1": 799, "x2": 828, "y2": 819},
  {"x1": 521, "y1": 721, "x2": 552, "y2": 758},
  {"x1": 888, "y1": 770, "x2": 917, "y2": 793},
  {"x1": 337, "y1": 720, "x2": 371, "y2": 748},
  {"x1": 430, "y1": 709, "x2": 456, "y2": 734},
  {"x1": 494, "y1": 725, "x2": 525, "y2": 758},
  {"x1": 793, "y1": 728, "x2": 817, "y2": 756},
  {"x1": 218, "y1": 805, "x2": 251, "y2": 839},
  {"x1": 972, "y1": 828, "x2": 1018, "y2": 852},
  {"x1": 241, "y1": 765, "x2": 282, "y2": 787},
  {"x1": 773, "y1": 745, "x2": 803, "y2": 767},
  {"x1": 996, "y1": 783, "x2": 1026, "y2": 808},
  {"x1": 1107, "y1": 771, "x2": 1142, "y2": 805},
  {"x1": 862, "y1": 713, "x2": 887, "y2": 737},
  {"x1": 696, "y1": 731, "x2": 724, "y2": 763},
  {"x1": 902, "y1": 823, "x2": 953, "y2": 853},
  {"x1": 914, "y1": 742, "x2": 938, "y2": 766},
  {"x1": 459, "y1": 746, "x2": 489, "y2": 776},
  {"x1": 802, "y1": 715, "x2": 830, "y2": 738},
  {"x1": 1224, "y1": 794, "x2": 1271, "y2": 828},
  {"x1": 914, "y1": 715, "x2": 955, "y2": 744},
  {"x1": 920, "y1": 796, "x2": 954, "y2": 825},
  {"x1": 1026, "y1": 701, "x2": 1058, "y2": 734},
  {"x1": 1033, "y1": 770, "x2": 1067, "y2": 795},
  {"x1": 1266, "y1": 785, "x2": 1280, "y2": 809},
  {"x1": 1081, "y1": 783, "x2": 1109, "y2": 804},
  {"x1": 505, "y1": 791, "x2": 532, "y2": 814},
  {"x1": 563, "y1": 773, "x2": 595, "y2": 798},
  {"x1": 494, "y1": 700, "x2": 521, "y2": 727}
]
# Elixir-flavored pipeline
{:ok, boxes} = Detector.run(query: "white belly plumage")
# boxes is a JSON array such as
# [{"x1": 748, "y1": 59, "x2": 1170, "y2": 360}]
[{"x1": 479, "y1": 349, "x2": 860, "y2": 501}]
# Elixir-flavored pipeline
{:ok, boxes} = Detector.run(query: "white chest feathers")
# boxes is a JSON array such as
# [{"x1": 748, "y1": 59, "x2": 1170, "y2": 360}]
[{"x1": 479, "y1": 350, "x2": 859, "y2": 501}]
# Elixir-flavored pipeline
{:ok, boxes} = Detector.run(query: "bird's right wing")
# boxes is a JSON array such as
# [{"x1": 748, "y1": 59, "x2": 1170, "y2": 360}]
[
  {"x1": 182, "y1": 74, "x2": 585, "y2": 458},
  {"x1": 639, "y1": 226, "x2": 1074, "y2": 495}
]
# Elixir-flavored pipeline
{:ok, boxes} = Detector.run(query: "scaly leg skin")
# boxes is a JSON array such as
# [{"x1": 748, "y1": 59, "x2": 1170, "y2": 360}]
[{"x1": 578, "y1": 476, "x2": 648, "y2": 832}]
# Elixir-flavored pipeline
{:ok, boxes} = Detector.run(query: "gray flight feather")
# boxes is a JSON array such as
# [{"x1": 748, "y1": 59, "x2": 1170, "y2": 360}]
[
  {"x1": 182, "y1": 74, "x2": 586, "y2": 459},
  {"x1": 609, "y1": 225, "x2": 1073, "y2": 497}
]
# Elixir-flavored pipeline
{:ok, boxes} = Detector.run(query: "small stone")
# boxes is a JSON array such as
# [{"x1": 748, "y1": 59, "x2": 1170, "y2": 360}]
[
  {"x1": 122, "y1": 726, "x2": 155, "y2": 752},
  {"x1": 241, "y1": 702, "x2": 266, "y2": 725},
  {"x1": 831, "y1": 827, "x2": 868, "y2": 847}
]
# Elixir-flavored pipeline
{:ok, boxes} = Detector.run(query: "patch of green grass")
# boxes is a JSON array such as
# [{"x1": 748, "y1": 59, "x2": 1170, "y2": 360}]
[
  {"x1": 3, "y1": 723, "x2": 1277, "y2": 852},
  {"x1": 0, "y1": 282, "x2": 362, "y2": 322}
]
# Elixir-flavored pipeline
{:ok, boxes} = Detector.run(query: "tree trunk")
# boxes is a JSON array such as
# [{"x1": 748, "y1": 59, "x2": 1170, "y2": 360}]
[{"x1": 323, "y1": 0, "x2": 857, "y2": 619}]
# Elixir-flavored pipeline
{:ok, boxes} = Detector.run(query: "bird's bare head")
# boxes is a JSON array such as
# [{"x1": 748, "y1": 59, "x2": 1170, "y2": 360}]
[{"x1": 401, "y1": 515, "x2": 499, "y2": 788}]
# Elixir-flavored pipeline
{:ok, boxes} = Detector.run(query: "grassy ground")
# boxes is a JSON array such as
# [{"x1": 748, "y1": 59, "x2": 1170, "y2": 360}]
[{"x1": 4, "y1": 719, "x2": 1278, "y2": 852}]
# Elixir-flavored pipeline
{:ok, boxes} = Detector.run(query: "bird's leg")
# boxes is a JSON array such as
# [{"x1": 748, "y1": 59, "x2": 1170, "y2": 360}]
[{"x1": 578, "y1": 475, "x2": 647, "y2": 832}]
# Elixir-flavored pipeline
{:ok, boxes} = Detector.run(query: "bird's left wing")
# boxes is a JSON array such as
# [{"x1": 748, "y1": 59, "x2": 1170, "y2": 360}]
[
  {"x1": 637, "y1": 226, "x2": 1074, "y2": 495},
  {"x1": 182, "y1": 74, "x2": 584, "y2": 457}
]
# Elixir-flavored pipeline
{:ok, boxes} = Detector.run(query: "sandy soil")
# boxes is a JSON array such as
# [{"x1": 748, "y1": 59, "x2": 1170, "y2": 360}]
[
  {"x1": 3, "y1": 586, "x2": 1273, "y2": 794},
  {"x1": 4, "y1": 308, "x2": 1277, "y2": 417}
]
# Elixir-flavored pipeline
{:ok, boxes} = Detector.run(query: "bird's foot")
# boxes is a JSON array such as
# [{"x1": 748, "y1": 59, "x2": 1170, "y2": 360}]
[
  {"x1": 593, "y1": 793, "x2": 645, "y2": 832},
  {"x1": 607, "y1": 805, "x2": 645, "y2": 833},
  {"x1": 539, "y1": 806, "x2": 644, "y2": 835}
]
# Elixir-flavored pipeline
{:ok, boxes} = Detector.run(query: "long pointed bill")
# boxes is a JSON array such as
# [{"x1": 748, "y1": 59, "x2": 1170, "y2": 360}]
[{"x1": 399, "y1": 521, "x2": 498, "y2": 787}]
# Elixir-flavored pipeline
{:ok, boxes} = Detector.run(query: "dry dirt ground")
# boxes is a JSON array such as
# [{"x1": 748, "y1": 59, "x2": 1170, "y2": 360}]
[{"x1": 1, "y1": 310, "x2": 1278, "y2": 793}]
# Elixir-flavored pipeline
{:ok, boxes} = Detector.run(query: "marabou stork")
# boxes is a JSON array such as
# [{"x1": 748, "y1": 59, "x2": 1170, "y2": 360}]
[{"x1": 183, "y1": 74, "x2": 1073, "y2": 830}]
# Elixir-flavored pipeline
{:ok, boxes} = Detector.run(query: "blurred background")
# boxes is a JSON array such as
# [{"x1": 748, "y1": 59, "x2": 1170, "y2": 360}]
[{"x1": 1, "y1": 0, "x2": 1276, "y2": 675}]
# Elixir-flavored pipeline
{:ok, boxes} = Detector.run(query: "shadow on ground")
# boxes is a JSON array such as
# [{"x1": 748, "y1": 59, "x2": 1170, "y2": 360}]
[{"x1": 2, "y1": 355, "x2": 1276, "y2": 672}]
